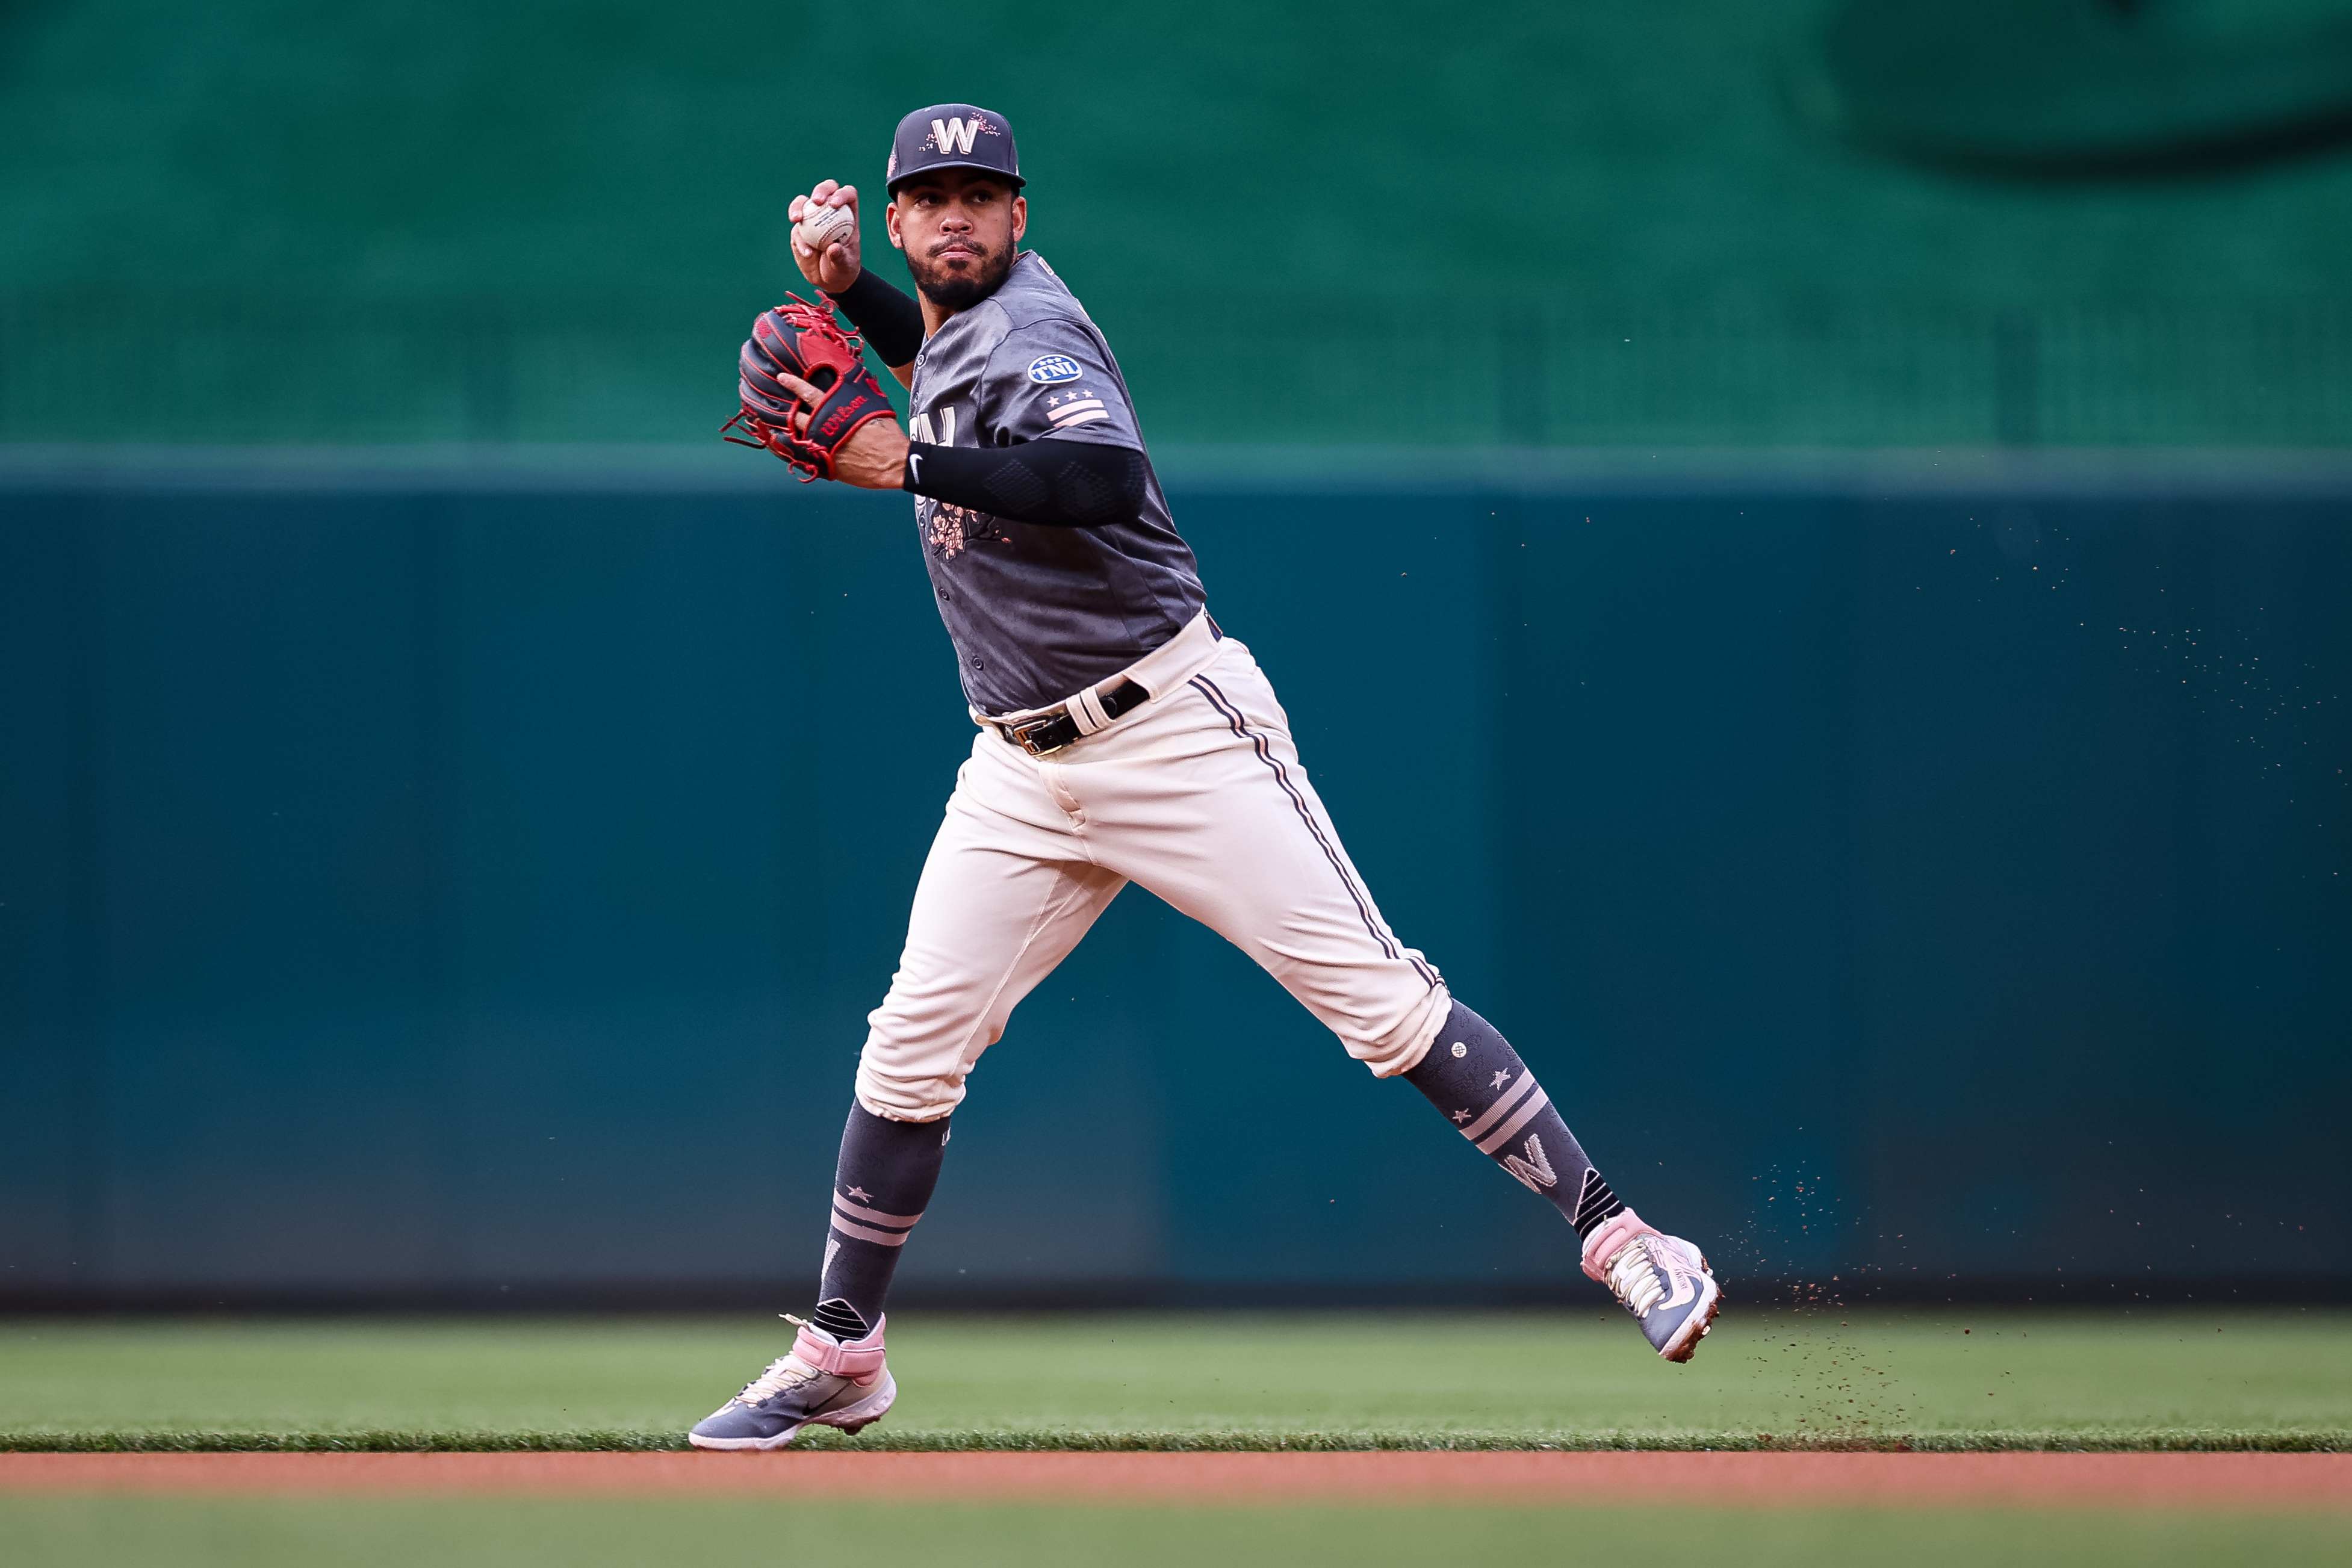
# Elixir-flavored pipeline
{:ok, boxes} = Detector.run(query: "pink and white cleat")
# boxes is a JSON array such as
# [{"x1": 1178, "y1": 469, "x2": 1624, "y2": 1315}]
[
  {"x1": 688, "y1": 1315, "x2": 896, "y2": 1450},
  {"x1": 1581, "y1": 1209, "x2": 1722, "y2": 1363}
]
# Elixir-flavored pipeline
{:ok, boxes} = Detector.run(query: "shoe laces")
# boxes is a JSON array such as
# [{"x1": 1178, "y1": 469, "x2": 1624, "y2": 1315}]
[
  {"x1": 734, "y1": 1353, "x2": 822, "y2": 1405},
  {"x1": 1606, "y1": 1236, "x2": 1670, "y2": 1316}
]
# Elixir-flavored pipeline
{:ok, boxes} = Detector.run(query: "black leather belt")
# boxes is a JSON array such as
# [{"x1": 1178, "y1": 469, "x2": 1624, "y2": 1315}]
[{"x1": 1000, "y1": 679, "x2": 1150, "y2": 757}]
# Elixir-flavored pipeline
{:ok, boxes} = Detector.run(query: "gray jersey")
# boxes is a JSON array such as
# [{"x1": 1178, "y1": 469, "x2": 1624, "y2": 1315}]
[{"x1": 907, "y1": 252, "x2": 1205, "y2": 716}]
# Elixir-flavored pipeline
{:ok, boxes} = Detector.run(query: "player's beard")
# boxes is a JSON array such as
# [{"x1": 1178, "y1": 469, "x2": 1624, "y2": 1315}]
[{"x1": 908, "y1": 238, "x2": 1016, "y2": 312}]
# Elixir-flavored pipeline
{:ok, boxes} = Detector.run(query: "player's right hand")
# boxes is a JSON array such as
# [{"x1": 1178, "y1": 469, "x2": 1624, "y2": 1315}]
[{"x1": 787, "y1": 180, "x2": 863, "y2": 293}]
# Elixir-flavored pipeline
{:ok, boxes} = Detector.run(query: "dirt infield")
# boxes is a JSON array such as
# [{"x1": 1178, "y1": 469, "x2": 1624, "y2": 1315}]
[{"x1": 1, "y1": 1451, "x2": 2345, "y2": 1507}]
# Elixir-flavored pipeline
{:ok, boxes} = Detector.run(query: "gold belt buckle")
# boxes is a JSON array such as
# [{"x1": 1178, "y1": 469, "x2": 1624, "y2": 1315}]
[{"x1": 1008, "y1": 713, "x2": 1069, "y2": 758}]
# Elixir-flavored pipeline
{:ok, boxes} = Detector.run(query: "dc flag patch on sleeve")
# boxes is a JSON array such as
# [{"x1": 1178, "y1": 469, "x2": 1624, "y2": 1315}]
[
  {"x1": 1026, "y1": 355, "x2": 1083, "y2": 384},
  {"x1": 1043, "y1": 391, "x2": 1109, "y2": 429}
]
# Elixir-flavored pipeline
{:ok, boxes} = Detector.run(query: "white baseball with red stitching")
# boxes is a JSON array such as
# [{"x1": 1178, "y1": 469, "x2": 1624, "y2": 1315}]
[{"x1": 795, "y1": 202, "x2": 856, "y2": 256}]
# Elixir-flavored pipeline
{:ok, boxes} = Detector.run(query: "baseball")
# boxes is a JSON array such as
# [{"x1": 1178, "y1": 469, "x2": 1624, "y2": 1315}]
[{"x1": 795, "y1": 202, "x2": 856, "y2": 255}]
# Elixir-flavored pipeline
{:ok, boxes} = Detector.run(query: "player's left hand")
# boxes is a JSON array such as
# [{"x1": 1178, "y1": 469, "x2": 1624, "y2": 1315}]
[{"x1": 766, "y1": 367, "x2": 908, "y2": 489}]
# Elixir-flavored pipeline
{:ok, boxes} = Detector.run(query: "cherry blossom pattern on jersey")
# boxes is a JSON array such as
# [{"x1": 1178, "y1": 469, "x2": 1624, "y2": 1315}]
[{"x1": 920, "y1": 497, "x2": 1008, "y2": 562}]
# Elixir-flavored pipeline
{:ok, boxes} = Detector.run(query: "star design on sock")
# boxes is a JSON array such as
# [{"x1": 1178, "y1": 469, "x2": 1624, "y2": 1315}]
[
  {"x1": 1451, "y1": 1108, "x2": 1472, "y2": 1123},
  {"x1": 846, "y1": 1186, "x2": 871, "y2": 1202},
  {"x1": 1491, "y1": 1070, "x2": 1512, "y2": 1089}
]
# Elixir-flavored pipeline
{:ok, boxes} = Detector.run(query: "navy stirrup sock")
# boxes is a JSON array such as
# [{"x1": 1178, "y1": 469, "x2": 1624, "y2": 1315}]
[
  {"x1": 809, "y1": 1103, "x2": 951, "y2": 1340},
  {"x1": 1403, "y1": 1000, "x2": 1626, "y2": 1239}
]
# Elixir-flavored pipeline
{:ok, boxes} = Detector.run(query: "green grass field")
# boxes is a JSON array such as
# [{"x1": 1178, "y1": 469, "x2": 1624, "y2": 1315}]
[
  {"x1": 6, "y1": 1496, "x2": 2350, "y2": 1568},
  {"x1": 7, "y1": 1309, "x2": 2346, "y2": 1567},
  {"x1": 3, "y1": 1306, "x2": 2347, "y2": 1451}
]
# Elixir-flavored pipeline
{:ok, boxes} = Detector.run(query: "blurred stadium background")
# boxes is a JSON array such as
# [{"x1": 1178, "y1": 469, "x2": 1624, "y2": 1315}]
[
  {"x1": 2, "y1": 0, "x2": 2348, "y2": 1311},
  {"x1": 11, "y1": 0, "x2": 2352, "y2": 444}
]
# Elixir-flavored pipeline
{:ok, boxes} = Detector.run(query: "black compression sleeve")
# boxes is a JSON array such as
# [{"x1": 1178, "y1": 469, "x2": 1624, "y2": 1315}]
[
  {"x1": 822, "y1": 269, "x2": 925, "y2": 368},
  {"x1": 904, "y1": 438, "x2": 1150, "y2": 528}
]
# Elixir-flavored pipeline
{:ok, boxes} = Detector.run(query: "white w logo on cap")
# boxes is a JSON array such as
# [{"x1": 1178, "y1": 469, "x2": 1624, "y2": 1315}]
[{"x1": 932, "y1": 117, "x2": 980, "y2": 155}]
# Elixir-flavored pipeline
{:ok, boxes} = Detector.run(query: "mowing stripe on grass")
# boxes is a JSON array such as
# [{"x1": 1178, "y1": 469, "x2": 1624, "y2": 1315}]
[{"x1": 4, "y1": 1427, "x2": 2346, "y2": 1453}]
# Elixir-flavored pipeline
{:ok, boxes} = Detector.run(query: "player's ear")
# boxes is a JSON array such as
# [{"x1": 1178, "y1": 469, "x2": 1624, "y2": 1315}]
[
  {"x1": 884, "y1": 193, "x2": 905, "y2": 252},
  {"x1": 1011, "y1": 193, "x2": 1026, "y2": 246}
]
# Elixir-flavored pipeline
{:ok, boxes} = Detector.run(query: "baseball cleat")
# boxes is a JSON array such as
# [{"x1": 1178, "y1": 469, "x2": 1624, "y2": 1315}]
[
  {"x1": 687, "y1": 1315, "x2": 895, "y2": 1451},
  {"x1": 1581, "y1": 1209, "x2": 1722, "y2": 1363}
]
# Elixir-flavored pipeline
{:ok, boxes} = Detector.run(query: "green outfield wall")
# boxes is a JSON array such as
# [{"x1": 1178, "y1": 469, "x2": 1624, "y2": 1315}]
[
  {"x1": 1, "y1": 456, "x2": 2345, "y2": 1304},
  {"x1": 5, "y1": 0, "x2": 2351, "y2": 1304}
]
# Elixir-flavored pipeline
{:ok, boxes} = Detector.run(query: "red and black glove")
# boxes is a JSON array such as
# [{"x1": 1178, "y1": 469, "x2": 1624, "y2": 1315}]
[{"x1": 723, "y1": 294, "x2": 898, "y2": 482}]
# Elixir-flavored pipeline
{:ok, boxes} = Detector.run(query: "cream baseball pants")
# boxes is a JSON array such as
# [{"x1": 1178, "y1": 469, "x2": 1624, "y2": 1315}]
[{"x1": 855, "y1": 626, "x2": 1453, "y2": 1122}]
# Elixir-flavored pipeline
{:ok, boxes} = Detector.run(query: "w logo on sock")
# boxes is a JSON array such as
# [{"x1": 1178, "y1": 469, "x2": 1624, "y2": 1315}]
[{"x1": 1504, "y1": 1133, "x2": 1558, "y2": 1192}]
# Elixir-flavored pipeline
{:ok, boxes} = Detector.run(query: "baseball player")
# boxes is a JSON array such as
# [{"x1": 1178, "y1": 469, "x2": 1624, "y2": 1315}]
[{"x1": 689, "y1": 104, "x2": 1722, "y2": 1451}]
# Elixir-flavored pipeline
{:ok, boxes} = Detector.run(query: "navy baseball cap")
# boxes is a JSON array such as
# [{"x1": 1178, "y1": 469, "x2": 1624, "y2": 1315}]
[{"x1": 886, "y1": 104, "x2": 1023, "y2": 194}]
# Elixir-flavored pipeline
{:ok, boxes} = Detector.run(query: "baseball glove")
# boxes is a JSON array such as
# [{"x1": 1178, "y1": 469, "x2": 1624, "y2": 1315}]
[{"x1": 722, "y1": 294, "x2": 898, "y2": 482}]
